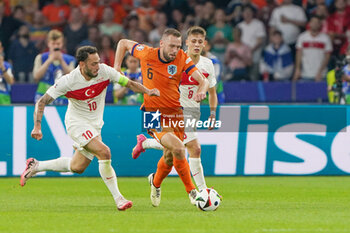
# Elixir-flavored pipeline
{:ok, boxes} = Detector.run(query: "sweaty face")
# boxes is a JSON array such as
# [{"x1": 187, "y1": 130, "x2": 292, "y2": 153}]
[
  {"x1": 83, "y1": 53, "x2": 100, "y2": 78},
  {"x1": 186, "y1": 34, "x2": 205, "y2": 56},
  {"x1": 160, "y1": 35, "x2": 182, "y2": 62}
]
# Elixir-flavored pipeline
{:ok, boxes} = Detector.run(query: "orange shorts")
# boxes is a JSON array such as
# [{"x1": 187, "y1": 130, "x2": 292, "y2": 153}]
[{"x1": 147, "y1": 113, "x2": 184, "y2": 143}]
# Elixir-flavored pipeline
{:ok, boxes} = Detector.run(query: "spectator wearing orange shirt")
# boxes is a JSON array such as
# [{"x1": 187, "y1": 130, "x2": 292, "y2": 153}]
[
  {"x1": 41, "y1": 0, "x2": 70, "y2": 31},
  {"x1": 131, "y1": 0, "x2": 157, "y2": 33}
]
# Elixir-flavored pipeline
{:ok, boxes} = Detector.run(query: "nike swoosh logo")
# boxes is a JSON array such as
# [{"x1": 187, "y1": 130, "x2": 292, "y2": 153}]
[
  {"x1": 193, "y1": 172, "x2": 199, "y2": 176},
  {"x1": 188, "y1": 86, "x2": 195, "y2": 89},
  {"x1": 106, "y1": 176, "x2": 114, "y2": 180},
  {"x1": 147, "y1": 63, "x2": 153, "y2": 66}
]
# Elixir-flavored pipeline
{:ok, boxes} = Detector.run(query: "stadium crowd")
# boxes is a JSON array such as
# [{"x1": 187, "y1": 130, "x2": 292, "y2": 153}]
[{"x1": 0, "y1": 0, "x2": 349, "y2": 104}]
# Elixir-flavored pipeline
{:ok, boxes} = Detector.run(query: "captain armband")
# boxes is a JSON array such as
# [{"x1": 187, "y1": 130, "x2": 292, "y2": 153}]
[{"x1": 118, "y1": 75, "x2": 129, "y2": 87}]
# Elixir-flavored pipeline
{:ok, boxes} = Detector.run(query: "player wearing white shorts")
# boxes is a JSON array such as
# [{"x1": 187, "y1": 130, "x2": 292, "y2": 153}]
[
  {"x1": 20, "y1": 46, "x2": 160, "y2": 211},
  {"x1": 132, "y1": 26, "x2": 218, "y2": 191}
]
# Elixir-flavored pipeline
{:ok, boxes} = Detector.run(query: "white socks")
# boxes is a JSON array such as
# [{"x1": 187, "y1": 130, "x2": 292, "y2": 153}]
[
  {"x1": 189, "y1": 157, "x2": 207, "y2": 191},
  {"x1": 37, "y1": 157, "x2": 72, "y2": 172},
  {"x1": 98, "y1": 160, "x2": 122, "y2": 201},
  {"x1": 142, "y1": 138, "x2": 164, "y2": 150}
]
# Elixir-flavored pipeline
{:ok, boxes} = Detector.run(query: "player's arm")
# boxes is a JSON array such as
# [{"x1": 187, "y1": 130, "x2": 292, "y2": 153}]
[
  {"x1": 125, "y1": 79, "x2": 160, "y2": 96},
  {"x1": 114, "y1": 39, "x2": 138, "y2": 72},
  {"x1": 191, "y1": 70, "x2": 209, "y2": 102},
  {"x1": 31, "y1": 93, "x2": 55, "y2": 140},
  {"x1": 208, "y1": 86, "x2": 218, "y2": 130}
]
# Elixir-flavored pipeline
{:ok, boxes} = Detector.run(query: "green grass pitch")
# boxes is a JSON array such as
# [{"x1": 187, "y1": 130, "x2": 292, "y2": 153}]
[{"x1": 1, "y1": 176, "x2": 350, "y2": 233}]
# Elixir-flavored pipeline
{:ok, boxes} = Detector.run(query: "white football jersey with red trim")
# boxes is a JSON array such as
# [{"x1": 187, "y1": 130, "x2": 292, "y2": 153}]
[
  {"x1": 47, "y1": 64, "x2": 123, "y2": 129},
  {"x1": 179, "y1": 56, "x2": 216, "y2": 108}
]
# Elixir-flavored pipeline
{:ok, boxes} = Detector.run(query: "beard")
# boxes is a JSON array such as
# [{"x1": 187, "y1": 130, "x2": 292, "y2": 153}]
[
  {"x1": 163, "y1": 51, "x2": 176, "y2": 62},
  {"x1": 85, "y1": 67, "x2": 98, "y2": 78}
]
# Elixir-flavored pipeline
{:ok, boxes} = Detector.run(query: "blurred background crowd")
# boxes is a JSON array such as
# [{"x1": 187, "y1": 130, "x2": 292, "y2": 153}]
[{"x1": 1, "y1": 0, "x2": 350, "y2": 104}]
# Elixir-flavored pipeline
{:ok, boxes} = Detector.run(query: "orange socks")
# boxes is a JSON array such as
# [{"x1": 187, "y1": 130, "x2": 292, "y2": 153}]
[
  {"x1": 153, "y1": 156, "x2": 172, "y2": 188},
  {"x1": 173, "y1": 157, "x2": 196, "y2": 193}
]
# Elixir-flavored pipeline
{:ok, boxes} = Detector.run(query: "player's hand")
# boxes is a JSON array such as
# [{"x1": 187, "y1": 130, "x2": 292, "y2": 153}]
[
  {"x1": 208, "y1": 114, "x2": 216, "y2": 130},
  {"x1": 31, "y1": 128, "x2": 43, "y2": 141},
  {"x1": 148, "y1": 88, "x2": 160, "y2": 97},
  {"x1": 193, "y1": 91, "x2": 206, "y2": 102}
]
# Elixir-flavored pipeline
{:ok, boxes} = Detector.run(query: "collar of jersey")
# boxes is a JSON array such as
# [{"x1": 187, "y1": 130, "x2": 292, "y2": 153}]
[{"x1": 158, "y1": 49, "x2": 171, "y2": 64}]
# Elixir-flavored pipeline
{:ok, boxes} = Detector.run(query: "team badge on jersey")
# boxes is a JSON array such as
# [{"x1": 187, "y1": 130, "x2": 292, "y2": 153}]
[
  {"x1": 136, "y1": 45, "x2": 144, "y2": 51},
  {"x1": 167, "y1": 65, "x2": 177, "y2": 75}
]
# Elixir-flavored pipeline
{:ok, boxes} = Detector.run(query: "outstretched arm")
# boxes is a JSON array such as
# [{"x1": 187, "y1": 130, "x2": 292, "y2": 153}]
[
  {"x1": 114, "y1": 39, "x2": 138, "y2": 72},
  {"x1": 31, "y1": 94, "x2": 54, "y2": 140},
  {"x1": 125, "y1": 79, "x2": 160, "y2": 96},
  {"x1": 191, "y1": 70, "x2": 209, "y2": 102}
]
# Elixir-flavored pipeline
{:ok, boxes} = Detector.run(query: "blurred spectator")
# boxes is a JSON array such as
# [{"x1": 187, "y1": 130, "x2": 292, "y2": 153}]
[
  {"x1": 8, "y1": 25, "x2": 38, "y2": 83},
  {"x1": 130, "y1": 29, "x2": 149, "y2": 44},
  {"x1": 293, "y1": 16, "x2": 332, "y2": 81},
  {"x1": 9, "y1": 0, "x2": 38, "y2": 23},
  {"x1": 0, "y1": 2, "x2": 23, "y2": 58},
  {"x1": 110, "y1": 0, "x2": 128, "y2": 24},
  {"x1": 238, "y1": 5, "x2": 266, "y2": 80},
  {"x1": 0, "y1": 42, "x2": 14, "y2": 105},
  {"x1": 169, "y1": 9, "x2": 185, "y2": 32},
  {"x1": 149, "y1": 12, "x2": 167, "y2": 46},
  {"x1": 202, "y1": 39, "x2": 225, "y2": 104},
  {"x1": 313, "y1": 3, "x2": 329, "y2": 33},
  {"x1": 123, "y1": 14, "x2": 140, "y2": 39},
  {"x1": 33, "y1": 30, "x2": 75, "y2": 105},
  {"x1": 207, "y1": 9, "x2": 233, "y2": 62},
  {"x1": 224, "y1": 27, "x2": 252, "y2": 81},
  {"x1": 79, "y1": 0, "x2": 98, "y2": 26},
  {"x1": 226, "y1": 0, "x2": 257, "y2": 26},
  {"x1": 99, "y1": 34, "x2": 115, "y2": 66},
  {"x1": 12, "y1": 5, "x2": 26, "y2": 24},
  {"x1": 114, "y1": 54, "x2": 143, "y2": 105},
  {"x1": 79, "y1": 25, "x2": 101, "y2": 48},
  {"x1": 63, "y1": 7, "x2": 88, "y2": 56},
  {"x1": 41, "y1": 0, "x2": 71, "y2": 31},
  {"x1": 132, "y1": 0, "x2": 157, "y2": 33},
  {"x1": 257, "y1": 0, "x2": 277, "y2": 30},
  {"x1": 340, "y1": 47, "x2": 350, "y2": 103},
  {"x1": 327, "y1": 0, "x2": 350, "y2": 54},
  {"x1": 29, "y1": 10, "x2": 51, "y2": 53},
  {"x1": 269, "y1": 0, "x2": 307, "y2": 52},
  {"x1": 260, "y1": 30, "x2": 294, "y2": 81},
  {"x1": 99, "y1": 6, "x2": 123, "y2": 36}
]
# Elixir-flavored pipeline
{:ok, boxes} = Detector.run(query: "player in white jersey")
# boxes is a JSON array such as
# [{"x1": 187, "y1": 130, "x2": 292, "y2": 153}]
[
  {"x1": 132, "y1": 26, "x2": 218, "y2": 192},
  {"x1": 20, "y1": 46, "x2": 160, "y2": 211}
]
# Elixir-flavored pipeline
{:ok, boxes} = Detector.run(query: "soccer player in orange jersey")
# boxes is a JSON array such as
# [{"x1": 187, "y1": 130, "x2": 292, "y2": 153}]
[{"x1": 114, "y1": 28, "x2": 209, "y2": 207}]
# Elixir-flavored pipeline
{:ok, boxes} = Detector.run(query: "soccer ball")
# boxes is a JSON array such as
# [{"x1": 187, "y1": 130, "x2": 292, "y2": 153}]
[{"x1": 195, "y1": 188, "x2": 222, "y2": 211}]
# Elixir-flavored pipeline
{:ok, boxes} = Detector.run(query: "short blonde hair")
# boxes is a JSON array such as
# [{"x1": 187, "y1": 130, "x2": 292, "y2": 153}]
[{"x1": 47, "y1": 29, "x2": 63, "y2": 41}]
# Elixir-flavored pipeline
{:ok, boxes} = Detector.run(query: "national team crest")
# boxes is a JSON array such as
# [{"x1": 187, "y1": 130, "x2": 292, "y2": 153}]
[{"x1": 167, "y1": 65, "x2": 177, "y2": 75}]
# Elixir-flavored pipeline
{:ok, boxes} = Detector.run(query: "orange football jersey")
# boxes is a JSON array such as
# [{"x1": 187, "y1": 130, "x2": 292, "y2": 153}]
[{"x1": 131, "y1": 43, "x2": 198, "y2": 110}]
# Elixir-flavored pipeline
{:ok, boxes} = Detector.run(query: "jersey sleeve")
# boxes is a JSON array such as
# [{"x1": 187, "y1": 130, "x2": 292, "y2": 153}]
[
  {"x1": 103, "y1": 64, "x2": 129, "y2": 87},
  {"x1": 207, "y1": 61, "x2": 217, "y2": 88},
  {"x1": 46, "y1": 75, "x2": 69, "y2": 99},
  {"x1": 131, "y1": 43, "x2": 152, "y2": 61},
  {"x1": 182, "y1": 52, "x2": 198, "y2": 76}
]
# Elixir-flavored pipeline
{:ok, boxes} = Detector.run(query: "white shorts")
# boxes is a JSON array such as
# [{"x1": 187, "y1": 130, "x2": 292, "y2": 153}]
[
  {"x1": 183, "y1": 108, "x2": 200, "y2": 144},
  {"x1": 183, "y1": 131, "x2": 198, "y2": 144},
  {"x1": 67, "y1": 124, "x2": 101, "y2": 160}
]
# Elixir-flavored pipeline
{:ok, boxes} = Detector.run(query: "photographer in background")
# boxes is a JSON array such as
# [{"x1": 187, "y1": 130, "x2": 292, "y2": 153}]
[
  {"x1": 327, "y1": 50, "x2": 350, "y2": 104},
  {"x1": 0, "y1": 42, "x2": 14, "y2": 105},
  {"x1": 33, "y1": 30, "x2": 75, "y2": 105}
]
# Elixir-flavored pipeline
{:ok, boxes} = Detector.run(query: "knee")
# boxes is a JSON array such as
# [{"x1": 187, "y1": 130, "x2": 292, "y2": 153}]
[
  {"x1": 191, "y1": 145, "x2": 201, "y2": 158},
  {"x1": 70, "y1": 166, "x2": 86, "y2": 174},
  {"x1": 163, "y1": 155, "x2": 173, "y2": 166},
  {"x1": 172, "y1": 145, "x2": 185, "y2": 159},
  {"x1": 99, "y1": 146, "x2": 111, "y2": 160}
]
